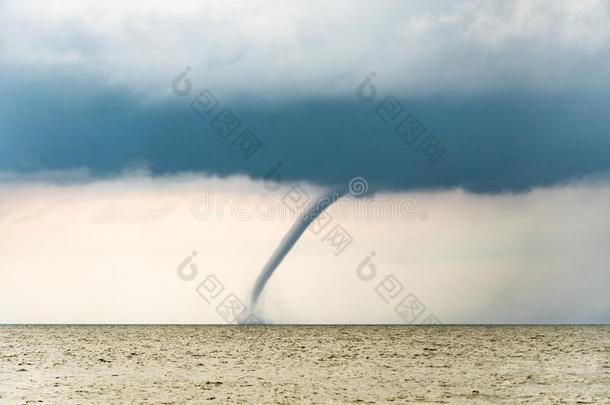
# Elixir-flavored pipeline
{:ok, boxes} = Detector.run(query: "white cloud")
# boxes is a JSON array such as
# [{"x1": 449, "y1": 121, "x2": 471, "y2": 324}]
[
  {"x1": 1, "y1": 0, "x2": 609, "y2": 100},
  {"x1": 1, "y1": 173, "x2": 609, "y2": 323}
]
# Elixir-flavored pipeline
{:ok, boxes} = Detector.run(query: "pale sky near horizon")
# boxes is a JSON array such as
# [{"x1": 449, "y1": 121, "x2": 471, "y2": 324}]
[{"x1": 1, "y1": 174, "x2": 609, "y2": 323}]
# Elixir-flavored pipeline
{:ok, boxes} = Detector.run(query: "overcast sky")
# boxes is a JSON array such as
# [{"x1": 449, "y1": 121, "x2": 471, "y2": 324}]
[{"x1": 1, "y1": 0, "x2": 609, "y2": 323}]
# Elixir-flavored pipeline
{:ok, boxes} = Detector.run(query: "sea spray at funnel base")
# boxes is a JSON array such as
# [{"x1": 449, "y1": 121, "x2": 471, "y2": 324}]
[{"x1": 250, "y1": 189, "x2": 347, "y2": 308}]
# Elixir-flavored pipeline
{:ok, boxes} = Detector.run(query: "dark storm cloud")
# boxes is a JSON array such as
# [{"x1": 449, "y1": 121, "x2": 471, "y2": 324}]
[
  {"x1": 2, "y1": 75, "x2": 610, "y2": 193},
  {"x1": 1, "y1": 0, "x2": 609, "y2": 193}
]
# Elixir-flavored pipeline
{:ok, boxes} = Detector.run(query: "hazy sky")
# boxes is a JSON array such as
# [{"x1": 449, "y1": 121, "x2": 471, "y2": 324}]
[
  {"x1": 1, "y1": 174, "x2": 609, "y2": 323},
  {"x1": 1, "y1": 0, "x2": 609, "y2": 323}
]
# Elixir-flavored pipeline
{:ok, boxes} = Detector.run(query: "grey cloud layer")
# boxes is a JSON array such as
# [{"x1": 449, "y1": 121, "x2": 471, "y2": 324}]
[
  {"x1": 2, "y1": 1, "x2": 610, "y2": 192},
  {"x1": 1, "y1": 0, "x2": 610, "y2": 99}
]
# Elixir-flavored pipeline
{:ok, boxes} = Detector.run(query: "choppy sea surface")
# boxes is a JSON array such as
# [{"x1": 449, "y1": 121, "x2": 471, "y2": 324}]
[{"x1": 0, "y1": 325, "x2": 608, "y2": 404}]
